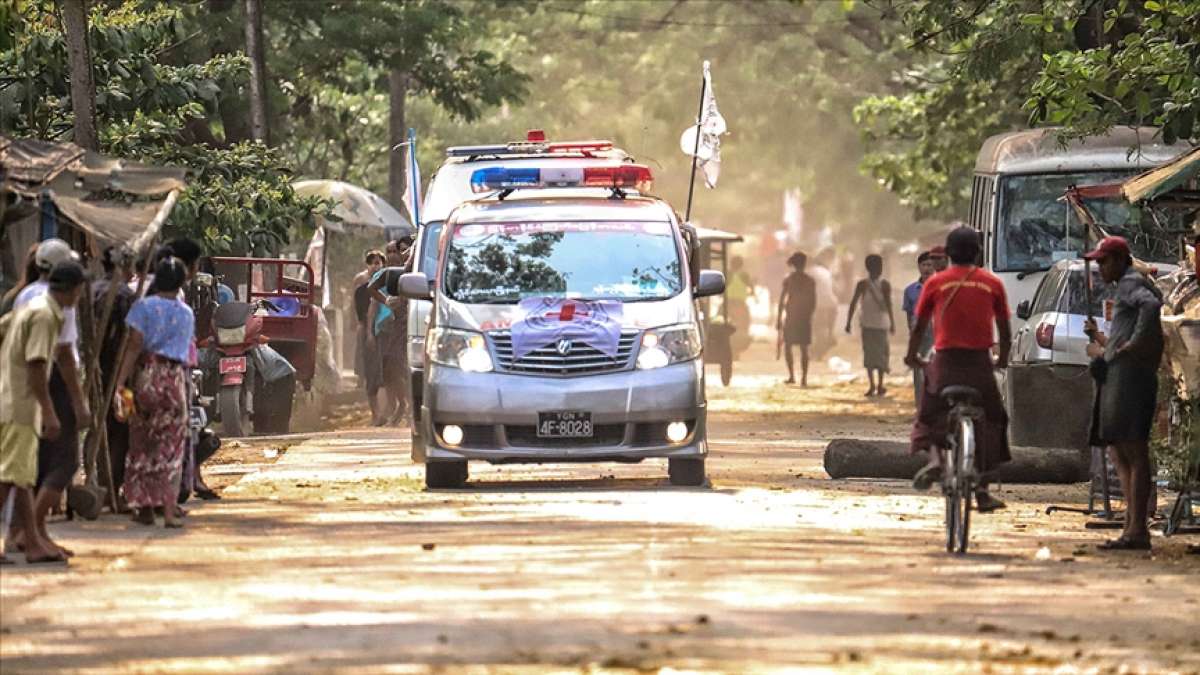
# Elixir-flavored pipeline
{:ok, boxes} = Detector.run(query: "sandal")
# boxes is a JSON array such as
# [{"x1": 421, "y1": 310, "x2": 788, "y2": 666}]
[{"x1": 1097, "y1": 536, "x2": 1151, "y2": 551}]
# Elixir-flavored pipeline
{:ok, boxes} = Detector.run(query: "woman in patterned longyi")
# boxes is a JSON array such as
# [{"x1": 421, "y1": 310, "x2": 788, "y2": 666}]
[{"x1": 114, "y1": 257, "x2": 195, "y2": 529}]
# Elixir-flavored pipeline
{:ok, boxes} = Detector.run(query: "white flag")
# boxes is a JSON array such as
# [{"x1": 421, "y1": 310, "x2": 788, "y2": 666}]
[{"x1": 679, "y1": 61, "x2": 728, "y2": 189}]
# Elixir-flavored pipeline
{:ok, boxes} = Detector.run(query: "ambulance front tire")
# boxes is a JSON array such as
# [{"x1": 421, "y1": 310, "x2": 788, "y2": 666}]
[
  {"x1": 668, "y1": 457, "x2": 706, "y2": 487},
  {"x1": 425, "y1": 461, "x2": 467, "y2": 489}
]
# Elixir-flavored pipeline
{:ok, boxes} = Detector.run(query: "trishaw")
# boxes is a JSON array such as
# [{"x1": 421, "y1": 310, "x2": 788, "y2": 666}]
[
  {"x1": 694, "y1": 226, "x2": 744, "y2": 386},
  {"x1": 200, "y1": 257, "x2": 318, "y2": 435}
]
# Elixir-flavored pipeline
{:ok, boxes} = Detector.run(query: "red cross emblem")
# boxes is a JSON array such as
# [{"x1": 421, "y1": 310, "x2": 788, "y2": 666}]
[{"x1": 544, "y1": 300, "x2": 591, "y2": 322}]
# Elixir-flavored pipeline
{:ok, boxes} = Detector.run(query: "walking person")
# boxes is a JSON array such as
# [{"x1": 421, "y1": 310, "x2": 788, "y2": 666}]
[
  {"x1": 9, "y1": 240, "x2": 90, "y2": 559},
  {"x1": 1082, "y1": 236, "x2": 1164, "y2": 551},
  {"x1": 0, "y1": 261, "x2": 85, "y2": 564},
  {"x1": 354, "y1": 250, "x2": 386, "y2": 424},
  {"x1": 367, "y1": 237, "x2": 414, "y2": 426},
  {"x1": 846, "y1": 254, "x2": 896, "y2": 397},
  {"x1": 903, "y1": 251, "x2": 936, "y2": 403},
  {"x1": 113, "y1": 258, "x2": 194, "y2": 529},
  {"x1": 906, "y1": 227, "x2": 1012, "y2": 512},
  {"x1": 776, "y1": 252, "x2": 817, "y2": 387}
]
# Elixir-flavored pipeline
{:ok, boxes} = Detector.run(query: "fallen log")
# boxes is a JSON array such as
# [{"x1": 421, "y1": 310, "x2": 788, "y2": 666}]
[{"x1": 823, "y1": 439, "x2": 1087, "y2": 484}]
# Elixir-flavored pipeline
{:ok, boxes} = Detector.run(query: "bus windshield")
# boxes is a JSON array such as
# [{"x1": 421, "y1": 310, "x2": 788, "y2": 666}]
[{"x1": 995, "y1": 171, "x2": 1180, "y2": 272}]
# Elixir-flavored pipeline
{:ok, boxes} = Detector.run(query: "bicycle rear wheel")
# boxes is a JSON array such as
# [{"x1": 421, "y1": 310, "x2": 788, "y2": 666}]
[{"x1": 952, "y1": 417, "x2": 975, "y2": 554}]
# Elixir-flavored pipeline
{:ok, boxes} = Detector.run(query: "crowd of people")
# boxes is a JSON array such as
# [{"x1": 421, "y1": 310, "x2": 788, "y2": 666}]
[
  {"x1": 0, "y1": 236, "x2": 216, "y2": 565},
  {"x1": 352, "y1": 236, "x2": 414, "y2": 426},
  {"x1": 772, "y1": 226, "x2": 1170, "y2": 543}
]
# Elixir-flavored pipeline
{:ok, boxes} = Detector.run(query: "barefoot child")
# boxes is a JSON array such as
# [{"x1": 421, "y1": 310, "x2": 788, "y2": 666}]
[{"x1": 776, "y1": 252, "x2": 817, "y2": 386}]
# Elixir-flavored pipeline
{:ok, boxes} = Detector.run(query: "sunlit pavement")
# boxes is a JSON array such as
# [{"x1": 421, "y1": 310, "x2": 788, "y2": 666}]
[{"x1": 2, "y1": 353, "x2": 1198, "y2": 673}]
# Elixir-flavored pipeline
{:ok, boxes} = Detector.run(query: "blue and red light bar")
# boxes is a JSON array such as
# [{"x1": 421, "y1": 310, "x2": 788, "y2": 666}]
[{"x1": 470, "y1": 164, "x2": 653, "y2": 194}]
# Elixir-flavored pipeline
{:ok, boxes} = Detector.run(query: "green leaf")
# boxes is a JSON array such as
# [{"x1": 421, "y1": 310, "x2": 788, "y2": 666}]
[{"x1": 1143, "y1": 0, "x2": 1162, "y2": 10}]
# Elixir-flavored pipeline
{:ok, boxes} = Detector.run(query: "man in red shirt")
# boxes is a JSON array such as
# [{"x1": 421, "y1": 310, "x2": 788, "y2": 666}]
[{"x1": 905, "y1": 227, "x2": 1013, "y2": 512}]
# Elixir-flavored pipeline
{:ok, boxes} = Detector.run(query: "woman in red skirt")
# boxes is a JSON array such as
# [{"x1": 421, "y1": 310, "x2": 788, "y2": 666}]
[{"x1": 114, "y1": 257, "x2": 195, "y2": 528}]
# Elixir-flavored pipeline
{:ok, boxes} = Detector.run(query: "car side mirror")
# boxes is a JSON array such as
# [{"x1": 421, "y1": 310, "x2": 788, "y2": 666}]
[
  {"x1": 1015, "y1": 300, "x2": 1031, "y2": 321},
  {"x1": 695, "y1": 270, "x2": 726, "y2": 298},
  {"x1": 398, "y1": 272, "x2": 432, "y2": 300}
]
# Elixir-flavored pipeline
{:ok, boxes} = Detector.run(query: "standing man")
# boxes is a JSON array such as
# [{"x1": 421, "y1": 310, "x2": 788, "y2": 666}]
[
  {"x1": 1, "y1": 261, "x2": 86, "y2": 564},
  {"x1": 846, "y1": 254, "x2": 895, "y2": 397},
  {"x1": 1083, "y1": 236, "x2": 1164, "y2": 551},
  {"x1": 11, "y1": 241, "x2": 89, "y2": 559},
  {"x1": 906, "y1": 227, "x2": 1011, "y2": 512},
  {"x1": 903, "y1": 251, "x2": 936, "y2": 402},
  {"x1": 354, "y1": 250, "x2": 386, "y2": 424},
  {"x1": 777, "y1": 252, "x2": 817, "y2": 387},
  {"x1": 368, "y1": 237, "x2": 415, "y2": 426}
]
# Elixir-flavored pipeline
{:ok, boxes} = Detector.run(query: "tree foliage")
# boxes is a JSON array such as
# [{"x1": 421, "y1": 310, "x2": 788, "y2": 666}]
[
  {"x1": 856, "y1": 0, "x2": 1200, "y2": 220},
  {"x1": 0, "y1": 1, "x2": 325, "y2": 253}
]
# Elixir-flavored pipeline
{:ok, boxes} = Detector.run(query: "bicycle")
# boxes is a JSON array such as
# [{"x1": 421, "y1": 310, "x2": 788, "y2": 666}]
[{"x1": 939, "y1": 385, "x2": 984, "y2": 554}]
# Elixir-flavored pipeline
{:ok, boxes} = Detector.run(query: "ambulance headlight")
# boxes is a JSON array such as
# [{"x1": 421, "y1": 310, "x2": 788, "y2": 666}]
[
  {"x1": 428, "y1": 328, "x2": 493, "y2": 373},
  {"x1": 636, "y1": 323, "x2": 702, "y2": 370}
]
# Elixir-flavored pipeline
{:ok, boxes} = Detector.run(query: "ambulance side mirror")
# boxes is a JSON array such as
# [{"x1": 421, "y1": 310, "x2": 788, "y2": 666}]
[
  {"x1": 399, "y1": 272, "x2": 433, "y2": 300},
  {"x1": 695, "y1": 270, "x2": 726, "y2": 298}
]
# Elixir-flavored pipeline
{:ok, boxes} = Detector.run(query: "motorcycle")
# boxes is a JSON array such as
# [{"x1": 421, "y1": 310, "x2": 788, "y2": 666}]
[{"x1": 205, "y1": 299, "x2": 297, "y2": 437}]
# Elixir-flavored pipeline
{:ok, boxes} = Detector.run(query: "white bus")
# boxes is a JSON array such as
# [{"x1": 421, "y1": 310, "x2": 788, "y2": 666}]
[{"x1": 967, "y1": 126, "x2": 1188, "y2": 321}]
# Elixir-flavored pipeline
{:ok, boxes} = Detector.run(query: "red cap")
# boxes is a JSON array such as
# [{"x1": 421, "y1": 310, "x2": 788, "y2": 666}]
[
  {"x1": 929, "y1": 246, "x2": 947, "y2": 257},
  {"x1": 1082, "y1": 236, "x2": 1131, "y2": 261}
]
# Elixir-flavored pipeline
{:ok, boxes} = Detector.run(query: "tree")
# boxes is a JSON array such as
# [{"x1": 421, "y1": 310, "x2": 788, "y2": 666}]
[
  {"x1": 56, "y1": 0, "x2": 97, "y2": 150},
  {"x1": 855, "y1": 0, "x2": 1200, "y2": 219},
  {"x1": 243, "y1": 0, "x2": 269, "y2": 144},
  {"x1": 274, "y1": 0, "x2": 529, "y2": 208},
  {"x1": 1, "y1": 1, "x2": 329, "y2": 253}
]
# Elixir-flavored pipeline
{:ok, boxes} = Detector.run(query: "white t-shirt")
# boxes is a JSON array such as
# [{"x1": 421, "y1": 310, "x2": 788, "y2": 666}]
[{"x1": 15, "y1": 280, "x2": 78, "y2": 348}]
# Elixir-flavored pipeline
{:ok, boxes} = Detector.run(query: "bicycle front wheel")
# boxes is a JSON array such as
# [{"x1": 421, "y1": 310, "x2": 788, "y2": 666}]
[{"x1": 953, "y1": 417, "x2": 975, "y2": 554}]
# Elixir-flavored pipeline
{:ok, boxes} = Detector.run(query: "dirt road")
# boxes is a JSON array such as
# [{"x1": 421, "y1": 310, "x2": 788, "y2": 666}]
[{"x1": 2, "y1": 356, "x2": 1198, "y2": 673}]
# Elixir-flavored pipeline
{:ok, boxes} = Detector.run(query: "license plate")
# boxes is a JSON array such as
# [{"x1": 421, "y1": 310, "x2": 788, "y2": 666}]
[
  {"x1": 219, "y1": 356, "x2": 247, "y2": 374},
  {"x1": 537, "y1": 411, "x2": 592, "y2": 438}
]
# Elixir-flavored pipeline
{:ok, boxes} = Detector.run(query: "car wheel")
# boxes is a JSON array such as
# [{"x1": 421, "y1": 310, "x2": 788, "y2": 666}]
[
  {"x1": 668, "y1": 457, "x2": 706, "y2": 486},
  {"x1": 425, "y1": 461, "x2": 467, "y2": 489}
]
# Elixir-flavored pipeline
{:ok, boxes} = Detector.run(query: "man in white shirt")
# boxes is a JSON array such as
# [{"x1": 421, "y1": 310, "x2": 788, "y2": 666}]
[{"x1": 10, "y1": 240, "x2": 90, "y2": 559}]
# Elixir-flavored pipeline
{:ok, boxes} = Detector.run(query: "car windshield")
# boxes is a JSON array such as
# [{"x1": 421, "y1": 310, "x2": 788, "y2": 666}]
[
  {"x1": 996, "y1": 171, "x2": 1182, "y2": 272},
  {"x1": 443, "y1": 221, "x2": 682, "y2": 304}
]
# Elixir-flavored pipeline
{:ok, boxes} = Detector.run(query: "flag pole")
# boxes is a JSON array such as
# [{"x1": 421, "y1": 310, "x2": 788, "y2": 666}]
[
  {"x1": 683, "y1": 61, "x2": 709, "y2": 223},
  {"x1": 407, "y1": 127, "x2": 421, "y2": 227}
]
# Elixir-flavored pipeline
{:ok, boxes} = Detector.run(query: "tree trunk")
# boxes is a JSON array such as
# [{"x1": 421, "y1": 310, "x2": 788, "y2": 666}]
[
  {"x1": 822, "y1": 439, "x2": 1088, "y2": 484},
  {"x1": 57, "y1": 0, "x2": 97, "y2": 151},
  {"x1": 243, "y1": 0, "x2": 270, "y2": 145},
  {"x1": 388, "y1": 68, "x2": 409, "y2": 209}
]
